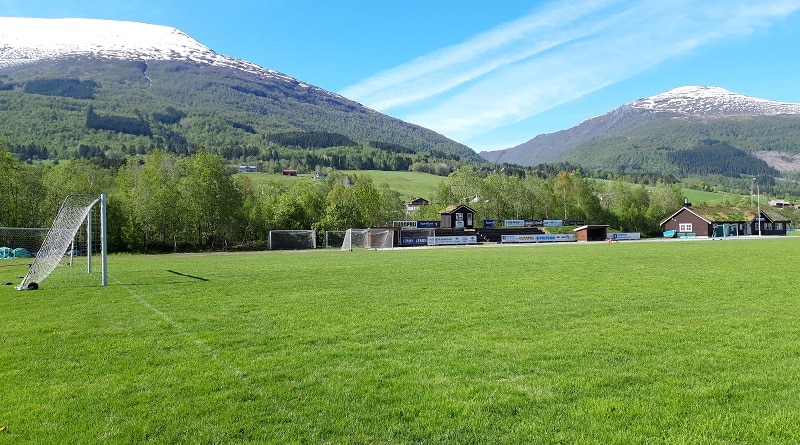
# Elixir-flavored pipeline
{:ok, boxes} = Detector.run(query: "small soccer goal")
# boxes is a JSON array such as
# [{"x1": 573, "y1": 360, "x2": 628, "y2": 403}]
[
  {"x1": 341, "y1": 228, "x2": 396, "y2": 250},
  {"x1": 323, "y1": 230, "x2": 348, "y2": 249},
  {"x1": 268, "y1": 230, "x2": 317, "y2": 250},
  {"x1": 17, "y1": 194, "x2": 108, "y2": 290},
  {"x1": 365, "y1": 228, "x2": 395, "y2": 249},
  {"x1": 341, "y1": 228, "x2": 368, "y2": 251}
]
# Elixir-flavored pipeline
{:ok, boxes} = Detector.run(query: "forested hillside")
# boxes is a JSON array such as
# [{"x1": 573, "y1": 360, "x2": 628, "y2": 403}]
[
  {"x1": 553, "y1": 116, "x2": 800, "y2": 194},
  {"x1": 0, "y1": 58, "x2": 480, "y2": 175}
]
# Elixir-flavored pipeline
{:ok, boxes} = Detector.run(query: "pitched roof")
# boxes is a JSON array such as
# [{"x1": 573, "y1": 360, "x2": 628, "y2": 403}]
[
  {"x1": 660, "y1": 205, "x2": 789, "y2": 225},
  {"x1": 439, "y1": 204, "x2": 476, "y2": 214}
]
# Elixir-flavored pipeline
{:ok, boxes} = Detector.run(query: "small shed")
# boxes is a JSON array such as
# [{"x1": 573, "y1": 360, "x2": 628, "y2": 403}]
[
  {"x1": 439, "y1": 204, "x2": 476, "y2": 229},
  {"x1": 282, "y1": 169, "x2": 298, "y2": 176},
  {"x1": 573, "y1": 225, "x2": 609, "y2": 242}
]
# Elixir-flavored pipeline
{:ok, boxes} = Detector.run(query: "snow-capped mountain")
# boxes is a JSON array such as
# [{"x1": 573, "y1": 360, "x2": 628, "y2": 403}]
[
  {"x1": 0, "y1": 17, "x2": 304, "y2": 86},
  {"x1": 0, "y1": 17, "x2": 478, "y2": 163},
  {"x1": 480, "y1": 86, "x2": 800, "y2": 168},
  {"x1": 629, "y1": 86, "x2": 800, "y2": 117}
]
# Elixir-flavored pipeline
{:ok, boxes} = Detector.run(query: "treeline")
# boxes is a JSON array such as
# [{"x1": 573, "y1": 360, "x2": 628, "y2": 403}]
[
  {"x1": 4, "y1": 143, "x2": 734, "y2": 254},
  {"x1": 7, "y1": 142, "x2": 800, "y2": 252},
  {"x1": 1, "y1": 146, "x2": 409, "y2": 252}
]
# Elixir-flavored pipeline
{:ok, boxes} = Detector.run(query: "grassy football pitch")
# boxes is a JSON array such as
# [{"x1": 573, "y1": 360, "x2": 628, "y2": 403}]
[{"x1": 1, "y1": 238, "x2": 799, "y2": 444}]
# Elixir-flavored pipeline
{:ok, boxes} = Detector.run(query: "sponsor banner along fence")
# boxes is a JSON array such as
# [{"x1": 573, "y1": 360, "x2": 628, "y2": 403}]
[
  {"x1": 399, "y1": 235, "x2": 478, "y2": 246},
  {"x1": 429, "y1": 235, "x2": 477, "y2": 245},
  {"x1": 501, "y1": 234, "x2": 576, "y2": 243}
]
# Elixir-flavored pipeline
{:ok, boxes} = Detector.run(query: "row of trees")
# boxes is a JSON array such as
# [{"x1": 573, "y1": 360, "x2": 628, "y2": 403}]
[
  {"x1": 1, "y1": 145, "x2": 407, "y2": 252},
  {"x1": 2, "y1": 142, "x2": 697, "y2": 252}
]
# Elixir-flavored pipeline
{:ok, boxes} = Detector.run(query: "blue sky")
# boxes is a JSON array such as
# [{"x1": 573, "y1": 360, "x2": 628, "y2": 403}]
[{"x1": 3, "y1": 0, "x2": 800, "y2": 152}]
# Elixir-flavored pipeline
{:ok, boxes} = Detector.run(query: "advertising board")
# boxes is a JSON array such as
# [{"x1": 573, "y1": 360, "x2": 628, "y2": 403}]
[
  {"x1": 416, "y1": 220, "x2": 441, "y2": 229},
  {"x1": 429, "y1": 235, "x2": 478, "y2": 245},
  {"x1": 501, "y1": 234, "x2": 576, "y2": 243},
  {"x1": 400, "y1": 237, "x2": 429, "y2": 246}
]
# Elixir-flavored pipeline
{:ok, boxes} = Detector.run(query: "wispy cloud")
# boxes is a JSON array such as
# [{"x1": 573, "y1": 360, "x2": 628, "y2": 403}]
[{"x1": 340, "y1": 0, "x2": 800, "y2": 144}]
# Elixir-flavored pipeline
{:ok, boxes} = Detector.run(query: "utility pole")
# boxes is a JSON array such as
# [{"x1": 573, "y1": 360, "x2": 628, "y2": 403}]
[{"x1": 753, "y1": 178, "x2": 761, "y2": 237}]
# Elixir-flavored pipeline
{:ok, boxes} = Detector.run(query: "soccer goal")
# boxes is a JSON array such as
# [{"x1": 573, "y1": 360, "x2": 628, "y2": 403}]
[
  {"x1": 268, "y1": 230, "x2": 317, "y2": 250},
  {"x1": 17, "y1": 194, "x2": 108, "y2": 290},
  {"x1": 366, "y1": 228, "x2": 395, "y2": 249},
  {"x1": 323, "y1": 230, "x2": 347, "y2": 249},
  {"x1": 341, "y1": 228, "x2": 368, "y2": 251}
]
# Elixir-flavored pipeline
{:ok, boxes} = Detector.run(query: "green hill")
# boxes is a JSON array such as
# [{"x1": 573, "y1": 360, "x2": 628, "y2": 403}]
[{"x1": 0, "y1": 58, "x2": 481, "y2": 173}]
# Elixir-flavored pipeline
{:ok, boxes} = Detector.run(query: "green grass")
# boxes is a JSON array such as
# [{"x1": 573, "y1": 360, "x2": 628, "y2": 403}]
[
  {"x1": 339, "y1": 170, "x2": 445, "y2": 200},
  {"x1": 236, "y1": 170, "x2": 445, "y2": 200},
  {"x1": 2, "y1": 239, "x2": 800, "y2": 444},
  {"x1": 682, "y1": 188, "x2": 744, "y2": 205}
]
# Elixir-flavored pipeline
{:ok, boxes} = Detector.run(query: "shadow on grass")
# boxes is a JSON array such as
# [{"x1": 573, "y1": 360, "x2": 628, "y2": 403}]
[{"x1": 166, "y1": 270, "x2": 209, "y2": 282}]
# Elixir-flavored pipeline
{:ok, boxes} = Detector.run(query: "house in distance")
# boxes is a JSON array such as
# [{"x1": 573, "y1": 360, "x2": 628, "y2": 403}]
[{"x1": 660, "y1": 203, "x2": 789, "y2": 237}]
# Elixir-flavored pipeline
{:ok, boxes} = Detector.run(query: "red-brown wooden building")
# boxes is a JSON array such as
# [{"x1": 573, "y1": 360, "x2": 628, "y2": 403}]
[{"x1": 660, "y1": 205, "x2": 789, "y2": 237}]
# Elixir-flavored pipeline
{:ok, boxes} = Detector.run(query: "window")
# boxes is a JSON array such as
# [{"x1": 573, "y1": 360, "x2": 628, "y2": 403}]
[
  {"x1": 679, "y1": 223, "x2": 693, "y2": 232},
  {"x1": 776, "y1": 222, "x2": 784, "y2": 231}
]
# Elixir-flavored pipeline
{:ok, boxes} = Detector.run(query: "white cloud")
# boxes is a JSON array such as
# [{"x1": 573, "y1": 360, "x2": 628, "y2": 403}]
[{"x1": 340, "y1": 0, "x2": 800, "y2": 143}]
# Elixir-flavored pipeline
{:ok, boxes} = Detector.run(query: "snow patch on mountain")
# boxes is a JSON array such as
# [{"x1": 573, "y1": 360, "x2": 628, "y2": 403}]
[
  {"x1": 630, "y1": 86, "x2": 800, "y2": 117},
  {"x1": 0, "y1": 17, "x2": 313, "y2": 89}
]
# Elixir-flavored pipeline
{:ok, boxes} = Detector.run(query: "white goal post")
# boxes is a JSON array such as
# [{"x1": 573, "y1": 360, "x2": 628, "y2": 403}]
[
  {"x1": 18, "y1": 194, "x2": 108, "y2": 290},
  {"x1": 366, "y1": 228, "x2": 394, "y2": 249},
  {"x1": 341, "y1": 228, "x2": 367, "y2": 251},
  {"x1": 341, "y1": 228, "x2": 396, "y2": 250}
]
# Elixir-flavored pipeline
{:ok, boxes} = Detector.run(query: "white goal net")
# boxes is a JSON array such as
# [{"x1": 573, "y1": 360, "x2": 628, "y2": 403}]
[
  {"x1": 268, "y1": 230, "x2": 317, "y2": 250},
  {"x1": 17, "y1": 194, "x2": 107, "y2": 290},
  {"x1": 0, "y1": 227, "x2": 49, "y2": 260},
  {"x1": 323, "y1": 230, "x2": 348, "y2": 249},
  {"x1": 366, "y1": 228, "x2": 395, "y2": 249},
  {"x1": 341, "y1": 228, "x2": 368, "y2": 251}
]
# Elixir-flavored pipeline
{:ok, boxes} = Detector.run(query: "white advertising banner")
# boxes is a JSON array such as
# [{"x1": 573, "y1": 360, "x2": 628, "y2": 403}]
[
  {"x1": 543, "y1": 220, "x2": 563, "y2": 227},
  {"x1": 501, "y1": 234, "x2": 576, "y2": 243},
  {"x1": 427, "y1": 235, "x2": 478, "y2": 245}
]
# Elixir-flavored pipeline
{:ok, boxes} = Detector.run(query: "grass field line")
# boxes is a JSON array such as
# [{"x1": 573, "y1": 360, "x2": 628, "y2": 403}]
[{"x1": 108, "y1": 273, "x2": 298, "y2": 421}]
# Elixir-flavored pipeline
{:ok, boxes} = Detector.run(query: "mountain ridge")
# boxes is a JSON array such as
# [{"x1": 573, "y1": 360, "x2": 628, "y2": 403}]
[{"x1": 480, "y1": 86, "x2": 800, "y2": 170}]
